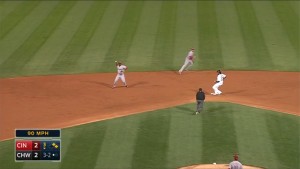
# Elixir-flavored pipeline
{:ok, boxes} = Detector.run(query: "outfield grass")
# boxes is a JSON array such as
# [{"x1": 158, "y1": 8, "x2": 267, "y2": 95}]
[
  {"x1": 0, "y1": 1, "x2": 299, "y2": 169},
  {"x1": 0, "y1": 102, "x2": 298, "y2": 169},
  {"x1": 0, "y1": 0, "x2": 299, "y2": 78}
]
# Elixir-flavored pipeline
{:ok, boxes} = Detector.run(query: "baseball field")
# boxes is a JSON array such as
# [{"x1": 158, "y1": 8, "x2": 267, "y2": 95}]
[{"x1": 0, "y1": 1, "x2": 299, "y2": 169}]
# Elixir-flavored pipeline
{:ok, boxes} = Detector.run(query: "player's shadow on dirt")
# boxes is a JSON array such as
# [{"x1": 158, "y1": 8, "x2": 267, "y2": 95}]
[
  {"x1": 130, "y1": 81, "x2": 148, "y2": 87},
  {"x1": 224, "y1": 90, "x2": 246, "y2": 94},
  {"x1": 97, "y1": 82, "x2": 113, "y2": 88},
  {"x1": 83, "y1": 81, "x2": 149, "y2": 88},
  {"x1": 83, "y1": 81, "x2": 112, "y2": 88}
]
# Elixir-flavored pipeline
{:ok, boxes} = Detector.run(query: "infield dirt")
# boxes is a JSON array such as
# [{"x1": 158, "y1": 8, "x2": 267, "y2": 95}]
[
  {"x1": 0, "y1": 71, "x2": 299, "y2": 140},
  {"x1": 179, "y1": 163, "x2": 264, "y2": 169}
]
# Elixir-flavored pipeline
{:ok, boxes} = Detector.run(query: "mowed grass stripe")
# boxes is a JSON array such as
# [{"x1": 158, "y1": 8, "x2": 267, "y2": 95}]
[
  {"x1": 235, "y1": 1, "x2": 274, "y2": 70},
  {"x1": 131, "y1": 112, "x2": 171, "y2": 169},
  {"x1": 197, "y1": 1, "x2": 223, "y2": 70},
  {"x1": 78, "y1": 1, "x2": 128, "y2": 72},
  {"x1": 127, "y1": 1, "x2": 162, "y2": 71},
  {"x1": 0, "y1": 1, "x2": 24, "y2": 23},
  {"x1": 216, "y1": 1, "x2": 249, "y2": 70},
  {"x1": 167, "y1": 105, "x2": 203, "y2": 168},
  {"x1": 252, "y1": 1, "x2": 299, "y2": 71},
  {"x1": 290, "y1": 1, "x2": 300, "y2": 17},
  {"x1": 173, "y1": 1, "x2": 199, "y2": 71},
  {"x1": 0, "y1": 1, "x2": 57, "y2": 66},
  {"x1": 94, "y1": 117, "x2": 140, "y2": 169},
  {"x1": 0, "y1": 1, "x2": 13, "y2": 22},
  {"x1": 151, "y1": 1, "x2": 177, "y2": 70},
  {"x1": 0, "y1": 103, "x2": 299, "y2": 169},
  {"x1": 232, "y1": 105, "x2": 279, "y2": 168},
  {"x1": 22, "y1": 1, "x2": 93, "y2": 76},
  {"x1": 0, "y1": 1, "x2": 76, "y2": 77},
  {"x1": 266, "y1": 113, "x2": 299, "y2": 169},
  {"x1": 201, "y1": 103, "x2": 238, "y2": 163},
  {"x1": 59, "y1": 123, "x2": 107, "y2": 169},
  {"x1": 50, "y1": 1, "x2": 109, "y2": 73},
  {"x1": 0, "y1": 140, "x2": 24, "y2": 169},
  {"x1": 0, "y1": 1, "x2": 40, "y2": 39},
  {"x1": 272, "y1": 1, "x2": 299, "y2": 55},
  {"x1": 101, "y1": 1, "x2": 144, "y2": 71}
]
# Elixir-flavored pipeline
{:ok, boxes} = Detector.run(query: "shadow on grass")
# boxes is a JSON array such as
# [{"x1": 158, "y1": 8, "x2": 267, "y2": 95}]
[
  {"x1": 175, "y1": 105, "x2": 195, "y2": 115},
  {"x1": 205, "y1": 105, "x2": 226, "y2": 114}
]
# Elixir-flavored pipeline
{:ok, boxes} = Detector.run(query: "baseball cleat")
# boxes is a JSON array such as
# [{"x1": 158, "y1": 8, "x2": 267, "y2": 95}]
[
  {"x1": 195, "y1": 112, "x2": 199, "y2": 115},
  {"x1": 211, "y1": 93, "x2": 217, "y2": 95}
]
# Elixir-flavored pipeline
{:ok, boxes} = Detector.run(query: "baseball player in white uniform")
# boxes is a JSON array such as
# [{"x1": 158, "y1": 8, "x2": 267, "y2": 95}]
[
  {"x1": 211, "y1": 70, "x2": 227, "y2": 95},
  {"x1": 178, "y1": 48, "x2": 195, "y2": 75},
  {"x1": 113, "y1": 61, "x2": 128, "y2": 88},
  {"x1": 228, "y1": 154, "x2": 243, "y2": 169}
]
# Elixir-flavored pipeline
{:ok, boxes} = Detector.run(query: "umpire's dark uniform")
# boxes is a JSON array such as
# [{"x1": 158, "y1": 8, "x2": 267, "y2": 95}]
[{"x1": 196, "y1": 88, "x2": 205, "y2": 114}]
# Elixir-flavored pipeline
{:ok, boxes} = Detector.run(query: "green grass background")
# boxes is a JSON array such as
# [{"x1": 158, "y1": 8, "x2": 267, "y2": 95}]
[
  {"x1": 0, "y1": 1, "x2": 299, "y2": 169},
  {"x1": 0, "y1": 0, "x2": 299, "y2": 78},
  {"x1": 0, "y1": 103, "x2": 299, "y2": 169}
]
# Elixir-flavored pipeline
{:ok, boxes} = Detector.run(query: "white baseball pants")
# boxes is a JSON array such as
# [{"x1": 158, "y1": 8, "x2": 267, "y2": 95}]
[
  {"x1": 212, "y1": 81, "x2": 223, "y2": 94},
  {"x1": 179, "y1": 60, "x2": 193, "y2": 73},
  {"x1": 114, "y1": 74, "x2": 127, "y2": 86}
]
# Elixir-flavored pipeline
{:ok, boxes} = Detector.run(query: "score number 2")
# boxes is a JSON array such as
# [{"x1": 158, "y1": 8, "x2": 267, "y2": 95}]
[
  {"x1": 34, "y1": 142, "x2": 39, "y2": 149},
  {"x1": 34, "y1": 152, "x2": 38, "y2": 158}
]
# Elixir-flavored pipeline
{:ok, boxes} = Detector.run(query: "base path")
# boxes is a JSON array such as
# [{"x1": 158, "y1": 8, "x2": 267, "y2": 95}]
[{"x1": 0, "y1": 71, "x2": 299, "y2": 140}]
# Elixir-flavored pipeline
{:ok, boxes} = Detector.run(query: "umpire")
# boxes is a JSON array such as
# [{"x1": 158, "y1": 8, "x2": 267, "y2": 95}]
[{"x1": 195, "y1": 88, "x2": 205, "y2": 115}]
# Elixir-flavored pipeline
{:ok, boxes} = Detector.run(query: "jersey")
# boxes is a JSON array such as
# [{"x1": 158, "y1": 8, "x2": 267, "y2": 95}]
[
  {"x1": 217, "y1": 73, "x2": 226, "y2": 82},
  {"x1": 117, "y1": 65, "x2": 127, "y2": 75},
  {"x1": 229, "y1": 160, "x2": 243, "y2": 169},
  {"x1": 186, "y1": 50, "x2": 194, "y2": 61}
]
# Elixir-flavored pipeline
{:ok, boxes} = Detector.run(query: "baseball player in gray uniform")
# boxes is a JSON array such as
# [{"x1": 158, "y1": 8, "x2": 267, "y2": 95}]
[
  {"x1": 178, "y1": 48, "x2": 195, "y2": 75},
  {"x1": 228, "y1": 154, "x2": 243, "y2": 169}
]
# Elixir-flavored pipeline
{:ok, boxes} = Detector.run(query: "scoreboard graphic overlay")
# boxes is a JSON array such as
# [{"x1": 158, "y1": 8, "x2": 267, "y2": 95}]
[{"x1": 15, "y1": 129, "x2": 61, "y2": 162}]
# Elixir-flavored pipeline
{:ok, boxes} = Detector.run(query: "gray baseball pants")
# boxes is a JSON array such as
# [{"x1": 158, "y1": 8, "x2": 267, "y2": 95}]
[{"x1": 196, "y1": 100, "x2": 204, "y2": 112}]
